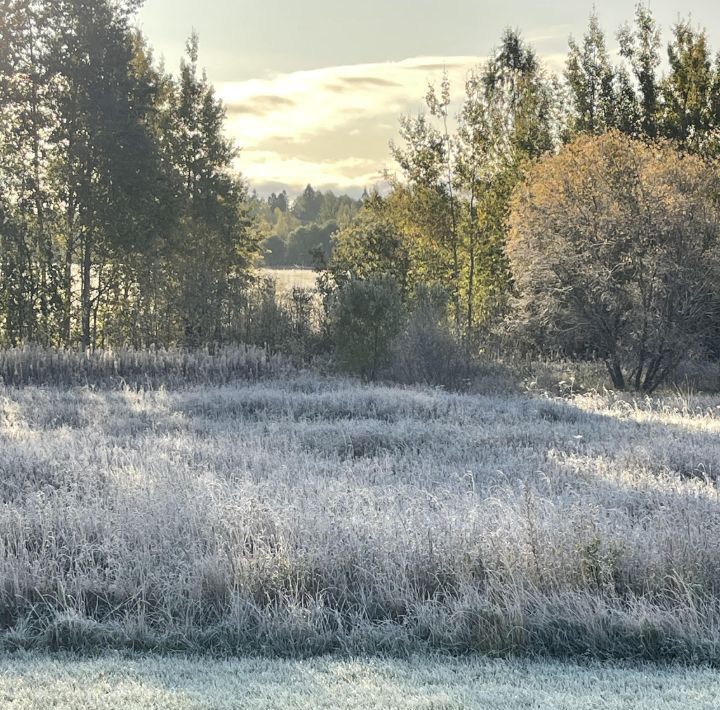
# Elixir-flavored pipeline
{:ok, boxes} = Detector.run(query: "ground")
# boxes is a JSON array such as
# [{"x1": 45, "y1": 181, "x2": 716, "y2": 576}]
[
  {"x1": 1, "y1": 371, "x2": 719, "y2": 703},
  {"x1": 2, "y1": 654, "x2": 719, "y2": 709}
]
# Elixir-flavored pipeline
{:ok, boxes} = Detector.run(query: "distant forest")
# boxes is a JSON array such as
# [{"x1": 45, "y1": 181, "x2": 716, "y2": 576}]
[{"x1": 250, "y1": 185, "x2": 363, "y2": 268}]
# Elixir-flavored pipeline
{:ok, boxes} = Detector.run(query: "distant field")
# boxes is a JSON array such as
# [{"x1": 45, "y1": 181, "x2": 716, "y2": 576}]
[
  {"x1": 2, "y1": 654, "x2": 719, "y2": 709},
  {"x1": 1, "y1": 373, "x2": 719, "y2": 661},
  {"x1": 261, "y1": 267, "x2": 317, "y2": 293}
]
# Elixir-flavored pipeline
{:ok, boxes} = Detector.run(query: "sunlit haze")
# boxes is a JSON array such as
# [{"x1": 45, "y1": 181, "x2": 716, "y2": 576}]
[{"x1": 136, "y1": 0, "x2": 720, "y2": 196}]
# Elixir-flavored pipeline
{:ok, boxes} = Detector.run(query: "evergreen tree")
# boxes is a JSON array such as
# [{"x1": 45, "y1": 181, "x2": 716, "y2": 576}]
[
  {"x1": 292, "y1": 184, "x2": 323, "y2": 223},
  {"x1": 268, "y1": 190, "x2": 289, "y2": 213}
]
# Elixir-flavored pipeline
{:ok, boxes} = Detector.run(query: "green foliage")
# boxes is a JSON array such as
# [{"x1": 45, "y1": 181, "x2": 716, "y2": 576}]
[
  {"x1": 0, "y1": 3, "x2": 257, "y2": 350},
  {"x1": 163, "y1": 34, "x2": 256, "y2": 347},
  {"x1": 566, "y1": 8, "x2": 720, "y2": 153},
  {"x1": 252, "y1": 186, "x2": 361, "y2": 268},
  {"x1": 618, "y1": 5, "x2": 662, "y2": 137},
  {"x1": 330, "y1": 276, "x2": 405, "y2": 379},
  {"x1": 390, "y1": 30, "x2": 556, "y2": 339},
  {"x1": 565, "y1": 13, "x2": 628, "y2": 135},
  {"x1": 291, "y1": 184, "x2": 323, "y2": 222},
  {"x1": 327, "y1": 194, "x2": 411, "y2": 293},
  {"x1": 3, "y1": 2, "x2": 720, "y2": 377},
  {"x1": 661, "y1": 21, "x2": 720, "y2": 155},
  {"x1": 262, "y1": 235, "x2": 288, "y2": 266},
  {"x1": 285, "y1": 221, "x2": 337, "y2": 267}
]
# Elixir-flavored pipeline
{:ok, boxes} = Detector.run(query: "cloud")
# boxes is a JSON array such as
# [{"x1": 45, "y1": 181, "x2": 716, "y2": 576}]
[
  {"x1": 407, "y1": 61, "x2": 471, "y2": 72},
  {"x1": 242, "y1": 149, "x2": 386, "y2": 194},
  {"x1": 338, "y1": 76, "x2": 402, "y2": 88},
  {"x1": 525, "y1": 25, "x2": 575, "y2": 44},
  {"x1": 218, "y1": 55, "x2": 484, "y2": 192},
  {"x1": 226, "y1": 95, "x2": 296, "y2": 117},
  {"x1": 217, "y1": 52, "x2": 562, "y2": 194}
]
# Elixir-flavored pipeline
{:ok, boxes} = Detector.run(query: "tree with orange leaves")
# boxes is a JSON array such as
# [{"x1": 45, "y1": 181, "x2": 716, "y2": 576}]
[{"x1": 507, "y1": 131, "x2": 720, "y2": 392}]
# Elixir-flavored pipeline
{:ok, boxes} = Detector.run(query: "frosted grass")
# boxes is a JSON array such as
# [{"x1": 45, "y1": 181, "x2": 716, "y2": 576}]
[
  {"x1": 1, "y1": 654, "x2": 718, "y2": 709},
  {"x1": 0, "y1": 375, "x2": 719, "y2": 659}
]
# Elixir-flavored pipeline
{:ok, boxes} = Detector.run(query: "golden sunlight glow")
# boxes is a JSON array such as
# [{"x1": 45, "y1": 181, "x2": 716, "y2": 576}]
[{"x1": 217, "y1": 56, "x2": 488, "y2": 193}]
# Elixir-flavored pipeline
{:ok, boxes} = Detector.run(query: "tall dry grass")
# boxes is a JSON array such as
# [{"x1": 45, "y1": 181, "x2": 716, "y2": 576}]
[
  {"x1": 0, "y1": 370, "x2": 719, "y2": 661},
  {"x1": 0, "y1": 345, "x2": 293, "y2": 388}
]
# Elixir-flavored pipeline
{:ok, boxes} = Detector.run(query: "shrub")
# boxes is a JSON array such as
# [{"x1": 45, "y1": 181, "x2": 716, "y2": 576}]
[
  {"x1": 229, "y1": 278, "x2": 323, "y2": 361},
  {"x1": 386, "y1": 285, "x2": 473, "y2": 390},
  {"x1": 330, "y1": 276, "x2": 405, "y2": 379}
]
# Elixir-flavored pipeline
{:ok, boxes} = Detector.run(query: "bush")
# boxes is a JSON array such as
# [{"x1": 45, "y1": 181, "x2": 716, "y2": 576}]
[
  {"x1": 385, "y1": 285, "x2": 474, "y2": 390},
  {"x1": 330, "y1": 276, "x2": 405, "y2": 379},
  {"x1": 228, "y1": 278, "x2": 323, "y2": 361}
]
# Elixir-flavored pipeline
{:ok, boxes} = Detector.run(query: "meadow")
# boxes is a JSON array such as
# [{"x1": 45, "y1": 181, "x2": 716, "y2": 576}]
[
  {"x1": 261, "y1": 267, "x2": 318, "y2": 294},
  {"x1": 0, "y1": 353, "x2": 719, "y2": 665}
]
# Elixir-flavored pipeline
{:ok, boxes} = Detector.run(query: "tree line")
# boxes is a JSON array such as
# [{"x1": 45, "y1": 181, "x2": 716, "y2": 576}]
[
  {"x1": 323, "y1": 7, "x2": 720, "y2": 390},
  {"x1": 1, "y1": 2, "x2": 719, "y2": 390},
  {"x1": 250, "y1": 185, "x2": 363, "y2": 267},
  {"x1": 0, "y1": 0, "x2": 255, "y2": 349}
]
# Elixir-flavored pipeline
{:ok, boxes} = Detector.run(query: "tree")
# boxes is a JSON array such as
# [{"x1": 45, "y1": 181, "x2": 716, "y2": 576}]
[
  {"x1": 390, "y1": 30, "x2": 559, "y2": 339},
  {"x1": 508, "y1": 132, "x2": 720, "y2": 392},
  {"x1": 262, "y1": 234, "x2": 287, "y2": 267},
  {"x1": 578, "y1": 7, "x2": 720, "y2": 155},
  {"x1": 327, "y1": 194, "x2": 411, "y2": 293},
  {"x1": 268, "y1": 190, "x2": 289, "y2": 213},
  {"x1": 457, "y1": 29, "x2": 558, "y2": 331},
  {"x1": 48, "y1": 0, "x2": 172, "y2": 349},
  {"x1": 0, "y1": 0, "x2": 62, "y2": 344},
  {"x1": 292, "y1": 184, "x2": 322, "y2": 223},
  {"x1": 284, "y1": 221, "x2": 337, "y2": 267},
  {"x1": 0, "y1": 3, "x2": 256, "y2": 350},
  {"x1": 390, "y1": 102, "x2": 461, "y2": 327},
  {"x1": 661, "y1": 21, "x2": 720, "y2": 156},
  {"x1": 565, "y1": 13, "x2": 621, "y2": 135},
  {"x1": 618, "y1": 4, "x2": 662, "y2": 138},
  {"x1": 165, "y1": 33, "x2": 256, "y2": 346}
]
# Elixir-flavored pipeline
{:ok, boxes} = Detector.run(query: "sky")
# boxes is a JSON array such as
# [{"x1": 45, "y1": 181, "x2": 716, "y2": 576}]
[{"x1": 136, "y1": 0, "x2": 720, "y2": 197}]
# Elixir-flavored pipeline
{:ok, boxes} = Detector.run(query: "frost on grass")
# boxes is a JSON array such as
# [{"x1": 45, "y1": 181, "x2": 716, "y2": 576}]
[
  {"x1": 0, "y1": 376, "x2": 719, "y2": 660},
  {"x1": 1, "y1": 654, "x2": 719, "y2": 710}
]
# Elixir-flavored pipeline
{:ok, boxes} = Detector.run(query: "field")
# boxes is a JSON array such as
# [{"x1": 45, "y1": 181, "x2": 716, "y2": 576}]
[
  {"x1": 2, "y1": 653, "x2": 719, "y2": 709},
  {"x1": 1, "y1": 367, "x2": 720, "y2": 663},
  {"x1": 261, "y1": 267, "x2": 318, "y2": 294}
]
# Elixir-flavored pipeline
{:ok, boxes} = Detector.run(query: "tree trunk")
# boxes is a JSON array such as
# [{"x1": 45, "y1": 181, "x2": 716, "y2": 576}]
[
  {"x1": 80, "y1": 232, "x2": 92, "y2": 351},
  {"x1": 466, "y1": 186, "x2": 478, "y2": 341},
  {"x1": 605, "y1": 357, "x2": 625, "y2": 390},
  {"x1": 63, "y1": 233, "x2": 74, "y2": 346}
]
